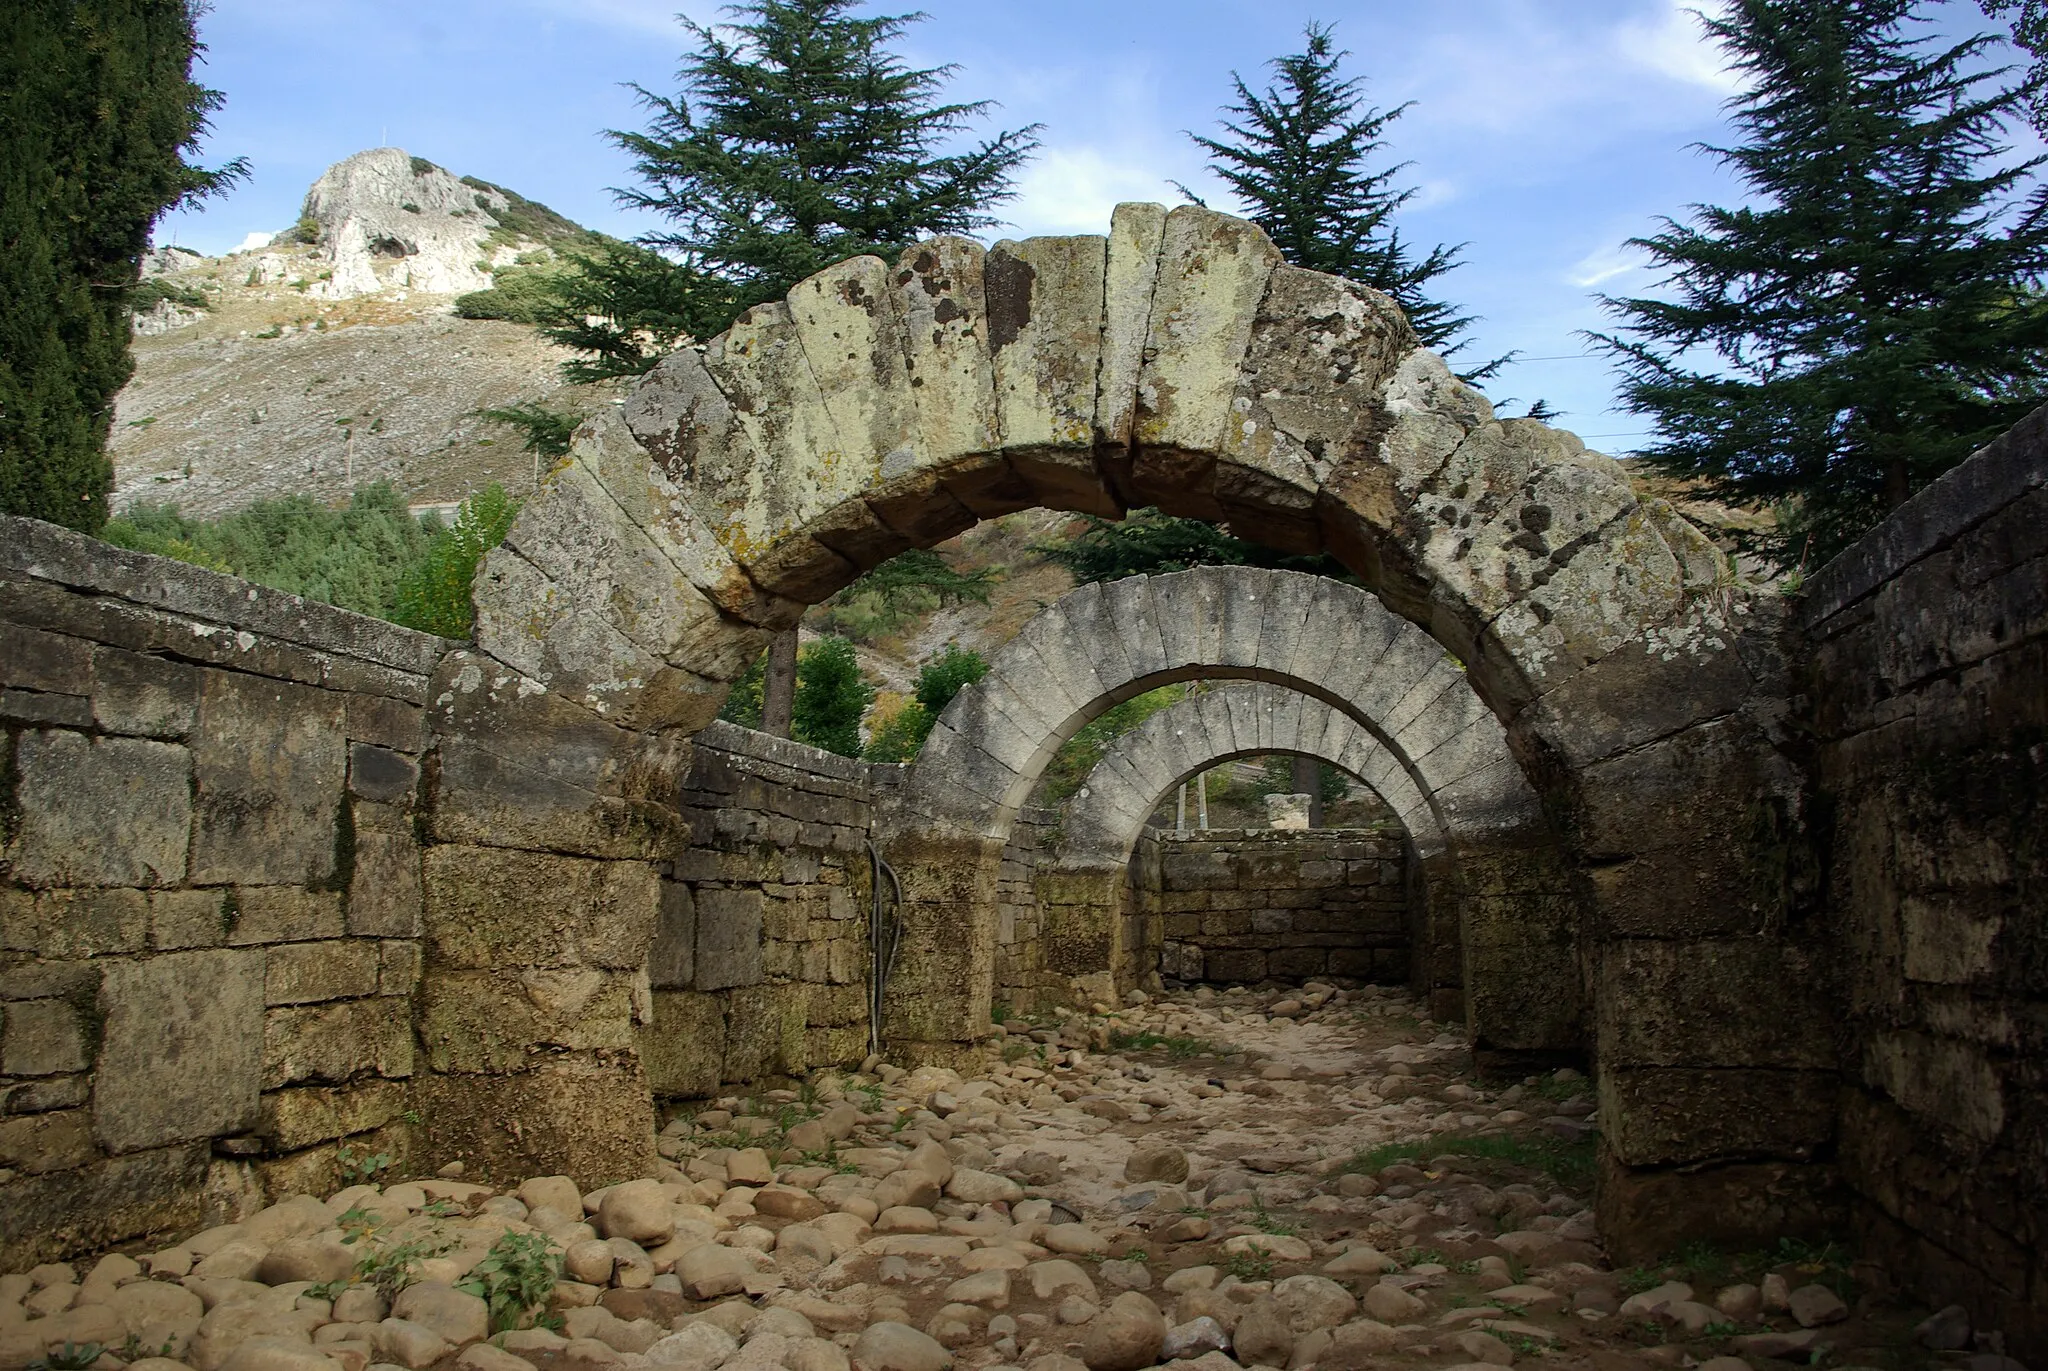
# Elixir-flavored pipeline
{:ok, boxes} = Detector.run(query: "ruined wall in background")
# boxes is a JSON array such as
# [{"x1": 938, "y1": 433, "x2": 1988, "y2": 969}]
[
  {"x1": 1138, "y1": 827, "x2": 1411, "y2": 986},
  {"x1": 0, "y1": 519, "x2": 445, "y2": 1269},
  {"x1": 639, "y1": 722, "x2": 876, "y2": 1099},
  {"x1": 1801, "y1": 412, "x2": 2048, "y2": 1356}
]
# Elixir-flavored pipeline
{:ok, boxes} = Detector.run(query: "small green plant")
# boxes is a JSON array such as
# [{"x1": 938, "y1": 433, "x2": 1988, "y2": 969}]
[
  {"x1": 336, "y1": 1142, "x2": 392, "y2": 1186},
  {"x1": 457, "y1": 1231, "x2": 561, "y2": 1332},
  {"x1": 355, "y1": 1234, "x2": 444, "y2": 1300},
  {"x1": 306, "y1": 1278, "x2": 352, "y2": 1301},
  {"x1": 30, "y1": 1343, "x2": 104, "y2": 1371},
  {"x1": 402, "y1": 1109, "x2": 424, "y2": 1126},
  {"x1": 1001, "y1": 1040, "x2": 1030, "y2": 1063},
  {"x1": 117, "y1": 1336, "x2": 174, "y2": 1362},
  {"x1": 1250, "y1": 1203, "x2": 1298, "y2": 1237},
  {"x1": 254, "y1": 325, "x2": 283, "y2": 339},
  {"x1": 1705, "y1": 1321, "x2": 1740, "y2": 1338},
  {"x1": 1504, "y1": 1334, "x2": 1550, "y2": 1357},
  {"x1": 1222, "y1": 1250, "x2": 1274, "y2": 1281},
  {"x1": 1342, "y1": 1131, "x2": 1597, "y2": 1188},
  {"x1": 1403, "y1": 1247, "x2": 1447, "y2": 1268},
  {"x1": 1617, "y1": 1266, "x2": 1663, "y2": 1295}
]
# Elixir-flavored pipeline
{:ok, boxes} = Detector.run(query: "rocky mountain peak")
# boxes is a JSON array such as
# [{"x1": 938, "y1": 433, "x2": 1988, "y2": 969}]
[{"x1": 282, "y1": 147, "x2": 583, "y2": 299}]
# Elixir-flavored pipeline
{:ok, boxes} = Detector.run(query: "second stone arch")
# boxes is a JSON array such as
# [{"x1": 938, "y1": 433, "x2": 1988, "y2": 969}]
[{"x1": 882, "y1": 566, "x2": 1584, "y2": 1068}]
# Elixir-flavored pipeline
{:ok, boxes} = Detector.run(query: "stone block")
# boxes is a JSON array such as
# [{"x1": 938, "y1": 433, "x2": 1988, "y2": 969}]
[
  {"x1": 346, "y1": 694, "x2": 424, "y2": 752},
  {"x1": 151, "y1": 889, "x2": 230, "y2": 950},
  {"x1": 191, "y1": 671, "x2": 346, "y2": 887},
  {"x1": 425, "y1": 651, "x2": 694, "y2": 861},
  {"x1": 348, "y1": 744, "x2": 419, "y2": 804},
  {"x1": 265, "y1": 941, "x2": 381, "y2": 1006},
  {"x1": 411, "y1": 1055, "x2": 654, "y2": 1187},
  {"x1": 1205, "y1": 949, "x2": 1265, "y2": 982},
  {"x1": 0, "y1": 685, "x2": 91, "y2": 726},
  {"x1": 0, "y1": 1141, "x2": 210, "y2": 1272},
  {"x1": 1, "y1": 998, "x2": 89, "y2": 1076},
  {"x1": 0, "y1": 1107, "x2": 97, "y2": 1174},
  {"x1": 694, "y1": 888, "x2": 765, "y2": 990},
  {"x1": 378, "y1": 939, "x2": 421, "y2": 994},
  {"x1": 263, "y1": 997, "x2": 414, "y2": 1089},
  {"x1": 722, "y1": 983, "x2": 805, "y2": 1082},
  {"x1": 1602, "y1": 1068, "x2": 1837, "y2": 1167},
  {"x1": 261, "y1": 1079, "x2": 411, "y2": 1151},
  {"x1": 6, "y1": 729, "x2": 191, "y2": 888},
  {"x1": 0, "y1": 621, "x2": 91, "y2": 693},
  {"x1": 229, "y1": 888, "x2": 343, "y2": 944},
  {"x1": 418, "y1": 969, "x2": 639, "y2": 1072},
  {"x1": 1, "y1": 888, "x2": 150, "y2": 957},
  {"x1": 641, "y1": 991, "x2": 724, "y2": 1098},
  {"x1": 349, "y1": 831, "x2": 422, "y2": 938},
  {"x1": 421, "y1": 845, "x2": 659, "y2": 971},
  {"x1": 1597, "y1": 939, "x2": 1835, "y2": 1070},
  {"x1": 93, "y1": 949, "x2": 264, "y2": 1154},
  {"x1": 91, "y1": 646, "x2": 200, "y2": 739}
]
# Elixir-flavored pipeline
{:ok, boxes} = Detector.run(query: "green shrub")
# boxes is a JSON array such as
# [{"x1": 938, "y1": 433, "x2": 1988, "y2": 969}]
[
  {"x1": 793, "y1": 635, "x2": 873, "y2": 757},
  {"x1": 454, "y1": 263, "x2": 564, "y2": 324},
  {"x1": 102, "y1": 482, "x2": 438, "y2": 619},
  {"x1": 391, "y1": 484, "x2": 521, "y2": 638},
  {"x1": 132, "y1": 277, "x2": 209, "y2": 312},
  {"x1": 864, "y1": 642, "x2": 988, "y2": 761}
]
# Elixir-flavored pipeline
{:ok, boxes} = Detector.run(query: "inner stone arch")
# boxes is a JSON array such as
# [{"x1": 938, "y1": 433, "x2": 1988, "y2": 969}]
[{"x1": 888, "y1": 580, "x2": 1578, "y2": 1064}]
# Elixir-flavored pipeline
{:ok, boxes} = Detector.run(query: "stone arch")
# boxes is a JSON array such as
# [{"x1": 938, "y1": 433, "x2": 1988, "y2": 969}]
[
  {"x1": 1051, "y1": 679, "x2": 1454, "y2": 1014},
  {"x1": 461, "y1": 202, "x2": 1816, "y2": 1247},
  {"x1": 891, "y1": 573, "x2": 1577, "y2": 1057},
  {"x1": 1057, "y1": 679, "x2": 1450, "y2": 868}
]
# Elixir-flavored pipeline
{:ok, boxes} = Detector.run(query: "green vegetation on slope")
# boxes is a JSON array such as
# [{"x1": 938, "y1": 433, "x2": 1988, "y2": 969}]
[{"x1": 101, "y1": 481, "x2": 518, "y2": 637}]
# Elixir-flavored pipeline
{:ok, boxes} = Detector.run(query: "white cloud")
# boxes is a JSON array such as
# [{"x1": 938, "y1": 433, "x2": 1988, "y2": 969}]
[
  {"x1": 1568, "y1": 242, "x2": 1652, "y2": 289},
  {"x1": 1004, "y1": 145, "x2": 1184, "y2": 236},
  {"x1": 234, "y1": 230, "x2": 277, "y2": 254},
  {"x1": 1615, "y1": 0, "x2": 1746, "y2": 95}
]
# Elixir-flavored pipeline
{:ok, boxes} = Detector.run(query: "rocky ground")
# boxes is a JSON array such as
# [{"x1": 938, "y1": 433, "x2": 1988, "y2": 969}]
[{"x1": 0, "y1": 984, "x2": 2017, "y2": 1371}]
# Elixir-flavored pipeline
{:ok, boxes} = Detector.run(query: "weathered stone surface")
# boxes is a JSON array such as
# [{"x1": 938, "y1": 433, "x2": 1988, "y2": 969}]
[
  {"x1": 425, "y1": 650, "x2": 693, "y2": 861},
  {"x1": 641, "y1": 990, "x2": 724, "y2": 1098},
  {"x1": 93, "y1": 950, "x2": 263, "y2": 1154},
  {"x1": 694, "y1": 888, "x2": 765, "y2": 990},
  {"x1": 5, "y1": 729, "x2": 191, "y2": 888},
  {"x1": 422, "y1": 845, "x2": 659, "y2": 971},
  {"x1": 190, "y1": 671, "x2": 346, "y2": 886}
]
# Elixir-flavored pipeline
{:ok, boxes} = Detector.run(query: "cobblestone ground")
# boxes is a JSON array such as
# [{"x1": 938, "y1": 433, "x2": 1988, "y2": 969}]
[{"x1": 0, "y1": 984, "x2": 2020, "y2": 1371}]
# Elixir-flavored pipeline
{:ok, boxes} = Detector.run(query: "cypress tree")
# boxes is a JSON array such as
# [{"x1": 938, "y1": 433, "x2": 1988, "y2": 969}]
[
  {"x1": 0, "y1": 1, "x2": 244, "y2": 531},
  {"x1": 1596, "y1": 0, "x2": 2048, "y2": 568},
  {"x1": 1186, "y1": 22, "x2": 1487, "y2": 370},
  {"x1": 539, "y1": 0, "x2": 1040, "y2": 382}
]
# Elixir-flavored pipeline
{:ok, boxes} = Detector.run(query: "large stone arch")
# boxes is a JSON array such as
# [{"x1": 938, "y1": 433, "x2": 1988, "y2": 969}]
[
  {"x1": 462, "y1": 202, "x2": 1820, "y2": 1253},
  {"x1": 889, "y1": 572, "x2": 1578, "y2": 1060}
]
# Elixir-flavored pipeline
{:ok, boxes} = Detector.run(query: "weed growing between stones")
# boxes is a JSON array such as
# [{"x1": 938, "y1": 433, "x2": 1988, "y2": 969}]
[{"x1": 456, "y1": 1231, "x2": 562, "y2": 1332}]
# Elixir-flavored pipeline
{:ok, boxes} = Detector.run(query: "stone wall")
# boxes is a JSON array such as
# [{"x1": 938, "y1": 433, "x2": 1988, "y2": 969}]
[
  {"x1": 639, "y1": 721, "x2": 877, "y2": 1099},
  {"x1": 1800, "y1": 409, "x2": 2048, "y2": 1355},
  {"x1": 1140, "y1": 828, "x2": 1410, "y2": 985},
  {"x1": 992, "y1": 806, "x2": 1058, "y2": 1011},
  {"x1": 0, "y1": 517, "x2": 445, "y2": 1269}
]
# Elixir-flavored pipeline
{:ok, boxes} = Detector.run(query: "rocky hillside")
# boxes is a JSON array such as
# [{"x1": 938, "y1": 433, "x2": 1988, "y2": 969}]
[{"x1": 113, "y1": 149, "x2": 608, "y2": 518}]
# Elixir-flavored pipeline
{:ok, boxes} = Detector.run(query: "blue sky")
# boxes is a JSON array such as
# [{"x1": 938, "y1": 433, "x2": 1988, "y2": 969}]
[{"x1": 156, "y1": 0, "x2": 2028, "y2": 452}]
